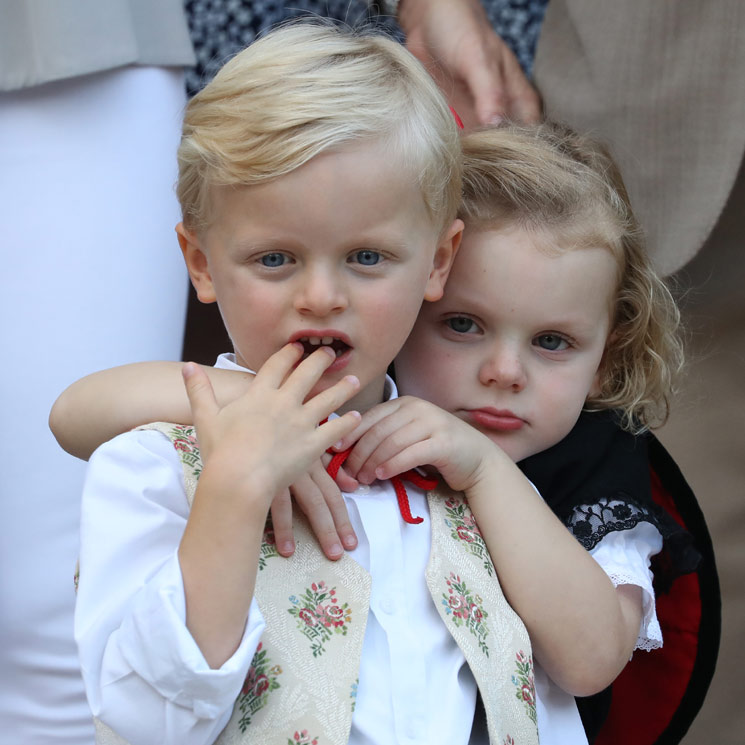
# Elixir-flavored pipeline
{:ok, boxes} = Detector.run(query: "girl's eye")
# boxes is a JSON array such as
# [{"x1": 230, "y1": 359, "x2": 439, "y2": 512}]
[
  {"x1": 535, "y1": 333, "x2": 569, "y2": 351},
  {"x1": 259, "y1": 252, "x2": 288, "y2": 268},
  {"x1": 350, "y1": 250, "x2": 381, "y2": 266},
  {"x1": 446, "y1": 316, "x2": 478, "y2": 334}
]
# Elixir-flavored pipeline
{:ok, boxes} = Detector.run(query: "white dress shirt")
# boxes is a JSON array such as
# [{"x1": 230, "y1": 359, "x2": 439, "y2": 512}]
[{"x1": 76, "y1": 354, "x2": 662, "y2": 745}]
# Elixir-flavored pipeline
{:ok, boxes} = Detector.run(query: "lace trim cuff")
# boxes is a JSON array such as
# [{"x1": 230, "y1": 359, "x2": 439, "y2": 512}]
[{"x1": 604, "y1": 570, "x2": 663, "y2": 652}]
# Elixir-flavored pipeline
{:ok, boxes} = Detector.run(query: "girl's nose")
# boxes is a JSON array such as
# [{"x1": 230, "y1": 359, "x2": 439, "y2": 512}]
[
  {"x1": 478, "y1": 344, "x2": 527, "y2": 391},
  {"x1": 294, "y1": 267, "x2": 348, "y2": 318}
]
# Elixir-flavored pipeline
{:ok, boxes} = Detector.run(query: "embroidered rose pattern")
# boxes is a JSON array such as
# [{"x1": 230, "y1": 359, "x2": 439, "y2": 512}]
[
  {"x1": 441, "y1": 572, "x2": 490, "y2": 656},
  {"x1": 169, "y1": 424, "x2": 202, "y2": 479},
  {"x1": 502, "y1": 736, "x2": 515, "y2": 745},
  {"x1": 287, "y1": 731, "x2": 319, "y2": 745},
  {"x1": 237, "y1": 642, "x2": 282, "y2": 731},
  {"x1": 511, "y1": 649, "x2": 537, "y2": 724},
  {"x1": 288, "y1": 581, "x2": 352, "y2": 657},
  {"x1": 443, "y1": 498, "x2": 494, "y2": 576},
  {"x1": 258, "y1": 518, "x2": 279, "y2": 571}
]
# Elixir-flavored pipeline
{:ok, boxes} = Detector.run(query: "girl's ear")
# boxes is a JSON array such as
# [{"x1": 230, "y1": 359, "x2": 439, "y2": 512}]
[
  {"x1": 424, "y1": 218, "x2": 464, "y2": 302},
  {"x1": 176, "y1": 223, "x2": 217, "y2": 304}
]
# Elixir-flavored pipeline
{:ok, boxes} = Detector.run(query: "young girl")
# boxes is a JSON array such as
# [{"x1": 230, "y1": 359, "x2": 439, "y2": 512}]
[
  {"x1": 329, "y1": 123, "x2": 714, "y2": 743},
  {"x1": 51, "y1": 123, "x2": 710, "y2": 744}
]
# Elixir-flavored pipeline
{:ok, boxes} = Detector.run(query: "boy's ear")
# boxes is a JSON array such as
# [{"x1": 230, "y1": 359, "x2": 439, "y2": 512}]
[
  {"x1": 176, "y1": 222, "x2": 217, "y2": 304},
  {"x1": 424, "y1": 218, "x2": 463, "y2": 302}
]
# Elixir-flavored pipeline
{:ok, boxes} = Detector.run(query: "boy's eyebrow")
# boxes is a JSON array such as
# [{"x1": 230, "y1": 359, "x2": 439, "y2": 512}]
[{"x1": 230, "y1": 233, "x2": 413, "y2": 254}]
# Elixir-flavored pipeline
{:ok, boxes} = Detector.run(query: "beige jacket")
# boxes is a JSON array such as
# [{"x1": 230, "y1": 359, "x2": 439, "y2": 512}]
[
  {"x1": 534, "y1": 0, "x2": 745, "y2": 275},
  {"x1": 0, "y1": 0, "x2": 195, "y2": 91}
]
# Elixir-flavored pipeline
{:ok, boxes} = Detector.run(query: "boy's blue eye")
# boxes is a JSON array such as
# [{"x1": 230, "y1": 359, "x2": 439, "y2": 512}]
[
  {"x1": 446, "y1": 317, "x2": 477, "y2": 334},
  {"x1": 259, "y1": 253, "x2": 288, "y2": 268},
  {"x1": 535, "y1": 333, "x2": 569, "y2": 351},
  {"x1": 351, "y1": 250, "x2": 381, "y2": 266}
]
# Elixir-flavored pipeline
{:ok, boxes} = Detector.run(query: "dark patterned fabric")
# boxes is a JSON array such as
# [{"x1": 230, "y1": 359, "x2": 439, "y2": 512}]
[
  {"x1": 518, "y1": 410, "x2": 700, "y2": 589},
  {"x1": 184, "y1": 0, "x2": 549, "y2": 97},
  {"x1": 184, "y1": 0, "x2": 399, "y2": 96},
  {"x1": 480, "y1": 0, "x2": 548, "y2": 76}
]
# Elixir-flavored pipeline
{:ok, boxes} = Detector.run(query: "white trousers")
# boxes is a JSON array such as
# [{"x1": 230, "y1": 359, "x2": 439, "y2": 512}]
[{"x1": 0, "y1": 66, "x2": 188, "y2": 745}]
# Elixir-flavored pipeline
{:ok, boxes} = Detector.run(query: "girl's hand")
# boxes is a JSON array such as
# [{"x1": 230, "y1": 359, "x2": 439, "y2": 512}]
[
  {"x1": 182, "y1": 344, "x2": 361, "y2": 505},
  {"x1": 271, "y1": 458, "x2": 359, "y2": 560},
  {"x1": 333, "y1": 396, "x2": 504, "y2": 493}
]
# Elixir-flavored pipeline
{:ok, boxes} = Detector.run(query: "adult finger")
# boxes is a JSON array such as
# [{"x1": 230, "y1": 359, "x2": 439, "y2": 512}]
[
  {"x1": 465, "y1": 54, "x2": 511, "y2": 125},
  {"x1": 501, "y1": 54, "x2": 542, "y2": 124}
]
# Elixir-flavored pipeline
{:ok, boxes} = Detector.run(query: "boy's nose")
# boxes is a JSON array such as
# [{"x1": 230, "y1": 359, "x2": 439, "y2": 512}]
[
  {"x1": 478, "y1": 344, "x2": 527, "y2": 391},
  {"x1": 294, "y1": 268, "x2": 348, "y2": 317}
]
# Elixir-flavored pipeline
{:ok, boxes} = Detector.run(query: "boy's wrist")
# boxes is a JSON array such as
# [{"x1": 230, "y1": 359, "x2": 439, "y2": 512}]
[{"x1": 198, "y1": 455, "x2": 276, "y2": 515}]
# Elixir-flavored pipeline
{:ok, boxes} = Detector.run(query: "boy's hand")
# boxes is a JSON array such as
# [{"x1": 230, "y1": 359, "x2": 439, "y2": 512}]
[
  {"x1": 182, "y1": 344, "x2": 361, "y2": 506},
  {"x1": 271, "y1": 459, "x2": 359, "y2": 560},
  {"x1": 334, "y1": 396, "x2": 504, "y2": 493}
]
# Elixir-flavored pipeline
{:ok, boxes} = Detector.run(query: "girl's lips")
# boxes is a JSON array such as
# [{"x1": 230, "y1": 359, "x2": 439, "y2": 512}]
[{"x1": 465, "y1": 408, "x2": 525, "y2": 432}]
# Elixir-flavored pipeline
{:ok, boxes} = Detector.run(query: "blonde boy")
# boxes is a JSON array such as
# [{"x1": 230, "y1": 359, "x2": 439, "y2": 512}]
[{"x1": 72, "y1": 22, "x2": 552, "y2": 745}]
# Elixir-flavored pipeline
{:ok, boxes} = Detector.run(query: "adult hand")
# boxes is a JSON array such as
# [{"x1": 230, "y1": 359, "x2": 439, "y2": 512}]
[{"x1": 398, "y1": 0, "x2": 542, "y2": 128}]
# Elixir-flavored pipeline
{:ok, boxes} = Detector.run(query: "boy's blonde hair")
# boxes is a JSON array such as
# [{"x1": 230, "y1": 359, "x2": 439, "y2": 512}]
[
  {"x1": 177, "y1": 21, "x2": 461, "y2": 234},
  {"x1": 460, "y1": 123, "x2": 684, "y2": 431}
]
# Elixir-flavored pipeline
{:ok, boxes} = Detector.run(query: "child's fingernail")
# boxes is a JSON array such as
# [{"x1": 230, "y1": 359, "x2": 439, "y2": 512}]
[
  {"x1": 279, "y1": 541, "x2": 294, "y2": 555},
  {"x1": 182, "y1": 362, "x2": 197, "y2": 379},
  {"x1": 328, "y1": 543, "x2": 342, "y2": 558},
  {"x1": 342, "y1": 535, "x2": 357, "y2": 549}
]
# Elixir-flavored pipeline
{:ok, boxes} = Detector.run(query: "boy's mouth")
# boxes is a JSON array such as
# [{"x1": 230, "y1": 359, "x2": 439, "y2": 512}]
[{"x1": 297, "y1": 335, "x2": 351, "y2": 360}]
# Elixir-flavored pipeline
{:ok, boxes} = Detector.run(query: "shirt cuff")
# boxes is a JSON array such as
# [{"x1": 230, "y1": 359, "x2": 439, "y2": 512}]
[
  {"x1": 589, "y1": 522, "x2": 664, "y2": 651},
  {"x1": 110, "y1": 552, "x2": 266, "y2": 718}
]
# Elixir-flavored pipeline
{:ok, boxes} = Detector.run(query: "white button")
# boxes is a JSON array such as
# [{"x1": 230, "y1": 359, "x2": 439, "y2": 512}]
[
  {"x1": 355, "y1": 484, "x2": 371, "y2": 495},
  {"x1": 379, "y1": 597, "x2": 394, "y2": 614}
]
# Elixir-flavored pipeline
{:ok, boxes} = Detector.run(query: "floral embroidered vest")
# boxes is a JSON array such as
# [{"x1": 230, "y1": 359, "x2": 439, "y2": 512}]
[{"x1": 94, "y1": 424, "x2": 539, "y2": 745}]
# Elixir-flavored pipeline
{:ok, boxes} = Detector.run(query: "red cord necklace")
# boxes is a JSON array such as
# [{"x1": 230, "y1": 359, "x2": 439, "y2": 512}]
[{"x1": 325, "y1": 447, "x2": 437, "y2": 525}]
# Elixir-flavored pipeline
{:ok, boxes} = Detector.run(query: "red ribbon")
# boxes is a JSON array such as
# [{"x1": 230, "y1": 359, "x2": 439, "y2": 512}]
[
  {"x1": 449, "y1": 105, "x2": 465, "y2": 130},
  {"x1": 326, "y1": 448, "x2": 437, "y2": 525}
]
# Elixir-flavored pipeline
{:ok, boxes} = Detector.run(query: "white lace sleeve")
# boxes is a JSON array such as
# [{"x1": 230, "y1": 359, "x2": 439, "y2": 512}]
[{"x1": 588, "y1": 522, "x2": 664, "y2": 651}]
